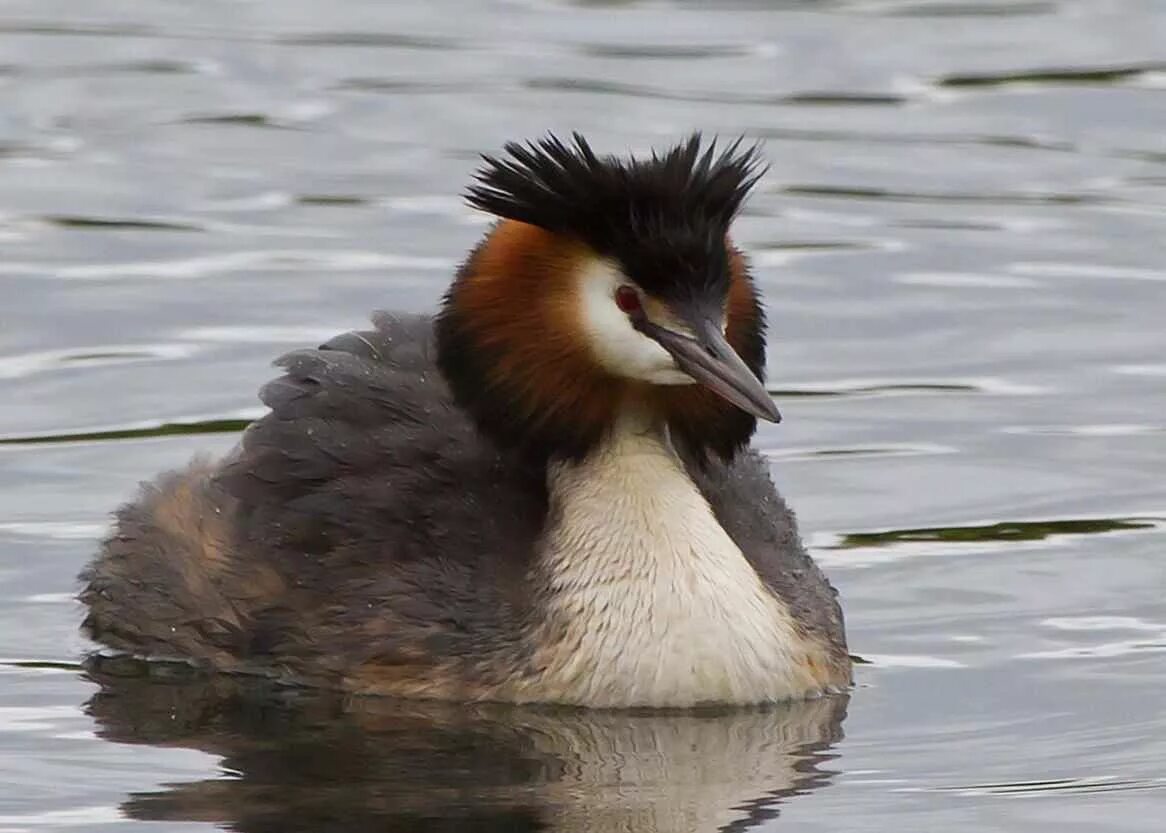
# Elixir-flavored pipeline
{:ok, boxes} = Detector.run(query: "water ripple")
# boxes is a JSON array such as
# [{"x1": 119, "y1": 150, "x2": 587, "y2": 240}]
[
  {"x1": 177, "y1": 325, "x2": 349, "y2": 344},
  {"x1": 828, "y1": 517, "x2": 1162, "y2": 550},
  {"x1": 578, "y1": 42, "x2": 753, "y2": 60},
  {"x1": 0, "y1": 344, "x2": 197, "y2": 380},
  {"x1": 36, "y1": 215, "x2": 202, "y2": 232},
  {"x1": 762, "y1": 442, "x2": 957, "y2": 462},
  {"x1": 814, "y1": 515, "x2": 1165, "y2": 567},
  {"x1": 1021, "y1": 616, "x2": 1166, "y2": 660},
  {"x1": 864, "y1": 1, "x2": 1057, "y2": 17},
  {"x1": 296, "y1": 194, "x2": 373, "y2": 207},
  {"x1": 1009, "y1": 262, "x2": 1166, "y2": 282},
  {"x1": 938, "y1": 62, "x2": 1166, "y2": 89},
  {"x1": 0, "y1": 413, "x2": 260, "y2": 448},
  {"x1": 906, "y1": 776, "x2": 1166, "y2": 797},
  {"x1": 0, "y1": 806, "x2": 125, "y2": 827},
  {"x1": 277, "y1": 31, "x2": 462, "y2": 50},
  {"x1": 770, "y1": 377, "x2": 1046, "y2": 399},
  {"x1": 2, "y1": 58, "x2": 207, "y2": 77},
  {"x1": 782, "y1": 184, "x2": 1104, "y2": 206},
  {"x1": 0, "y1": 658, "x2": 83, "y2": 674},
  {"x1": 0, "y1": 522, "x2": 105, "y2": 540},
  {"x1": 178, "y1": 113, "x2": 303, "y2": 130},
  {"x1": 857, "y1": 654, "x2": 965, "y2": 669},
  {"x1": 754, "y1": 126, "x2": 1074, "y2": 153},
  {"x1": 4, "y1": 250, "x2": 454, "y2": 280},
  {"x1": 1003, "y1": 424, "x2": 1164, "y2": 437},
  {"x1": 1042, "y1": 616, "x2": 1166, "y2": 633},
  {"x1": 752, "y1": 239, "x2": 901, "y2": 266},
  {"x1": 1113, "y1": 364, "x2": 1166, "y2": 377},
  {"x1": 0, "y1": 21, "x2": 159, "y2": 38},
  {"x1": 525, "y1": 77, "x2": 906, "y2": 107},
  {"x1": 334, "y1": 77, "x2": 491, "y2": 94},
  {"x1": 895, "y1": 272, "x2": 1043, "y2": 289}
]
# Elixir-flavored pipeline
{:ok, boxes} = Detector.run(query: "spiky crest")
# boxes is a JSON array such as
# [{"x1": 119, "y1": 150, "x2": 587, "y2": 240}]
[{"x1": 465, "y1": 133, "x2": 765, "y2": 298}]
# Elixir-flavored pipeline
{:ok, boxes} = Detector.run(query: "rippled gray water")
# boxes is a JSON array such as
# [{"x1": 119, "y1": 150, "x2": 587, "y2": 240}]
[{"x1": 2, "y1": 0, "x2": 1165, "y2": 830}]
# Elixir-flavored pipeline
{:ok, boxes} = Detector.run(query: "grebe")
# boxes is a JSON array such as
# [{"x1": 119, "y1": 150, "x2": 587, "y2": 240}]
[{"x1": 80, "y1": 134, "x2": 850, "y2": 708}]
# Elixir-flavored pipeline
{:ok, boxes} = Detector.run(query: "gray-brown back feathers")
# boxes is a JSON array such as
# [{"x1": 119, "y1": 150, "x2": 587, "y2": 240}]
[{"x1": 80, "y1": 313, "x2": 845, "y2": 688}]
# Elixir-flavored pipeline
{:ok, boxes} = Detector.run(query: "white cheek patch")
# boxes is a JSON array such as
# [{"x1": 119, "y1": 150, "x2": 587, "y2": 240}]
[{"x1": 577, "y1": 259, "x2": 695, "y2": 385}]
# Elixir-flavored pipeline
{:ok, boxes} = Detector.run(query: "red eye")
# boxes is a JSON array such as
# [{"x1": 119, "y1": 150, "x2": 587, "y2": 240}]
[{"x1": 614, "y1": 285, "x2": 642, "y2": 314}]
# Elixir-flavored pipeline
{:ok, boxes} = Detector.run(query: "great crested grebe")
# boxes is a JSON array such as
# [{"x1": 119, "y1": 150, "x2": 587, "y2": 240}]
[{"x1": 80, "y1": 134, "x2": 850, "y2": 708}]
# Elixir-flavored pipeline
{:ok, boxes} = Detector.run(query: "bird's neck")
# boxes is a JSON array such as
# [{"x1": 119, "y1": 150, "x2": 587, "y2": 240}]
[
  {"x1": 524, "y1": 408, "x2": 808, "y2": 707},
  {"x1": 539, "y1": 407, "x2": 738, "y2": 595},
  {"x1": 544, "y1": 407, "x2": 699, "y2": 569}
]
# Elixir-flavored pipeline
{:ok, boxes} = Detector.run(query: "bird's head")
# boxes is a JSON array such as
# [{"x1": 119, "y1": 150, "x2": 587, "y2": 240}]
[{"x1": 436, "y1": 133, "x2": 778, "y2": 463}]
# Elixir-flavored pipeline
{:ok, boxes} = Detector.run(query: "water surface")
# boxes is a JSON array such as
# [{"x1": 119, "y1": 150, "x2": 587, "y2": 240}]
[{"x1": 1, "y1": 0, "x2": 1165, "y2": 830}]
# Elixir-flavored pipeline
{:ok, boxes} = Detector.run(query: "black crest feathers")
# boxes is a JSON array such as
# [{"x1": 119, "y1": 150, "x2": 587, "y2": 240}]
[{"x1": 465, "y1": 133, "x2": 766, "y2": 252}]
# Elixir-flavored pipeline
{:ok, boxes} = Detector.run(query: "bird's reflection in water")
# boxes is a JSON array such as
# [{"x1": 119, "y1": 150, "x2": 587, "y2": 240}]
[{"x1": 83, "y1": 658, "x2": 847, "y2": 833}]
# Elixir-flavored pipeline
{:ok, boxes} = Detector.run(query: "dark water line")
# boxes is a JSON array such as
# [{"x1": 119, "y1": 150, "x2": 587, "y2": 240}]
[
  {"x1": 1, "y1": 659, "x2": 84, "y2": 672},
  {"x1": 0, "y1": 419, "x2": 251, "y2": 447},
  {"x1": 939, "y1": 62, "x2": 1166, "y2": 88},
  {"x1": 880, "y1": 1, "x2": 1057, "y2": 18},
  {"x1": 781, "y1": 184, "x2": 1104, "y2": 206},
  {"x1": 2, "y1": 59, "x2": 202, "y2": 77},
  {"x1": 769, "y1": 383, "x2": 979, "y2": 398},
  {"x1": 276, "y1": 31, "x2": 462, "y2": 50},
  {"x1": 831, "y1": 517, "x2": 1163, "y2": 549},
  {"x1": 178, "y1": 113, "x2": 303, "y2": 129},
  {"x1": 753, "y1": 126, "x2": 1075, "y2": 153},
  {"x1": 297, "y1": 194, "x2": 373, "y2": 206},
  {"x1": 40, "y1": 215, "x2": 203, "y2": 232},
  {"x1": 524, "y1": 77, "x2": 907, "y2": 107}
]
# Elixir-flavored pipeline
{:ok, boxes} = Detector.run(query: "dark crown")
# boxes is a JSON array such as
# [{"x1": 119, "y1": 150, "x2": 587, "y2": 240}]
[{"x1": 465, "y1": 133, "x2": 765, "y2": 285}]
